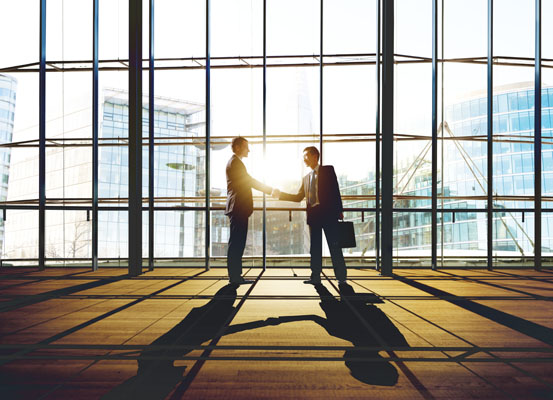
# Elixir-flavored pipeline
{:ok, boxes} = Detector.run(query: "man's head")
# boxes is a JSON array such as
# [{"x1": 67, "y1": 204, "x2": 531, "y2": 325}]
[
  {"x1": 232, "y1": 136, "x2": 250, "y2": 158},
  {"x1": 303, "y1": 146, "x2": 320, "y2": 169}
]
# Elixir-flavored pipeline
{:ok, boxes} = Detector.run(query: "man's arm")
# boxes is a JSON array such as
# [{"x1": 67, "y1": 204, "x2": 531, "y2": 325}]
[
  {"x1": 227, "y1": 157, "x2": 272, "y2": 195},
  {"x1": 278, "y1": 180, "x2": 306, "y2": 203},
  {"x1": 250, "y1": 176, "x2": 273, "y2": 195}
]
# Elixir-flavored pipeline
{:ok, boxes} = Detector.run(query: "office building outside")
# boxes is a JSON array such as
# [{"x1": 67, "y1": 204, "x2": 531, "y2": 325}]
[
  {"x1": 4, "y1": 82, "x2": 553, "y2": 264},
  {"x1": 3, "y1": 89, "x2": 208, "y2": 262},
  {"x1": 342, "y1": 83, "x2": 553, "y2": 262},
  {"x1": 0, "y1": 74, "x2": 16, "y2": 255},
  {"x1": 98, "y1": 89, "x2": 207, "y2": 259}
]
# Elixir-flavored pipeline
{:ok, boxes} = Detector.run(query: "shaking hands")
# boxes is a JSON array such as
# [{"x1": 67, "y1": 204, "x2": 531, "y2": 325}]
[{"x1": 271, "y1": 188, "x2": 281, "y2": 199}]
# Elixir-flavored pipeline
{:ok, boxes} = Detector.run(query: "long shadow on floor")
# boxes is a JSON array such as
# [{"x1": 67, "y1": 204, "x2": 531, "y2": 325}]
[
  {"x1": 395, "y1": 274, "x2": 553, "y2": 347},
  {"x1": 103, "y1": 284, "x2": 242, "y2": 399},
  {"x1": 310, "y1": 283, "x2": 409, "y2": 386},
  {"x1": 103, "y1": 283, "x2": 408, "y2": 399}
]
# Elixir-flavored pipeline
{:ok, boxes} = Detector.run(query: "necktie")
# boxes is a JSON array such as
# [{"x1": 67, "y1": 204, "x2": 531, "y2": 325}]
[{"x1": 309, "y1": 171, "x2": 317, "y2": 206}]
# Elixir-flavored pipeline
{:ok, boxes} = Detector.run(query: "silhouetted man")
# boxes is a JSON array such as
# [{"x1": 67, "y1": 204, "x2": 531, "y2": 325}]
[
  {"x1": 226, "y1": 137, "x2": 273, "y2": 285},
  {"x1": 273, "y1": 146, "x2": 347, "y2": 285}
]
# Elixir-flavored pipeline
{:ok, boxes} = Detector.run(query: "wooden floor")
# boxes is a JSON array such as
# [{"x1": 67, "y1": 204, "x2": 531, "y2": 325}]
[{"x1": 1, "y1": 267, "x2": 552, "y2": 399}]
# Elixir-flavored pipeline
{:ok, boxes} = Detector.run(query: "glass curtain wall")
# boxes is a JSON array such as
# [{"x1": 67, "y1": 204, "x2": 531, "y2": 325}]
[
  {"x1": 542, "y1": 0, "x2": 553, "y2": 266},
  {"x1": 0, "y1": 0, "x2": 548, "y2": 269}
]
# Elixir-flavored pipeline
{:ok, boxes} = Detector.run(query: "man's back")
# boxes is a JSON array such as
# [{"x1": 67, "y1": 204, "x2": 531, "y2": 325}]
[
  {"x1": 225, "y1": 154, "x2": 271, "y2": 217},
  {"x1": 225, "y1": 155, "x2": 253, "y2": 217}
]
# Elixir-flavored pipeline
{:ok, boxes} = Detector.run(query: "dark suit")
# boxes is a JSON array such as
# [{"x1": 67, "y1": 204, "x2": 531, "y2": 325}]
[
  {"x1": 279, "y1": 165, "x2": 347, "y2": 282},
  {"x1": 225, "y1": 154, "x2": 272, "y2": 281}
]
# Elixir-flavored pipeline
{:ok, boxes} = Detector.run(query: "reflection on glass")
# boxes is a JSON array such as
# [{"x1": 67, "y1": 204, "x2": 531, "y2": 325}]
[
  {"x1": 393, "y1": 212, "x2": 432, "y2": 267},
  {"x1": 493, "y1": 211, "x2": 534, "y2": 266},
  {"x1": 45, "y1": 210, "x2": 91, "y2": 264},
  {"x1": 3, "y1": 210, "x2": 39, "y2": 262}
]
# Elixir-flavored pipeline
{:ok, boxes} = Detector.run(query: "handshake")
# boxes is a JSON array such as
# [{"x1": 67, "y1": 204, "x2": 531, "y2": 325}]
[{"x1": 270, "y1": 188, "x2": 281, "y2": 199}]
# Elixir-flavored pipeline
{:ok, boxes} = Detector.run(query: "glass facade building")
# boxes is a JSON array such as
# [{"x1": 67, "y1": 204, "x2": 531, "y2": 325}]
[
  {"x1": 3, "y1": 89, "x2": 208, "y2": 263},
  {"x1": 0, "y1": 74, "x2": 16, "y2": 255},
  {"x1": 98, "y1": 89, "x2": 207, "y2": 259}
]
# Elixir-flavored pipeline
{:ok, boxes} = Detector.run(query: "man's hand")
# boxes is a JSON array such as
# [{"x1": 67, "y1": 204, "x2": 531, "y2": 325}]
[
  {"x1": 339, "y1": 212, "x2": 344, "y2": 220},
  {"x1": 272, "y1": 188, "x2": 281, "y2": 199}
]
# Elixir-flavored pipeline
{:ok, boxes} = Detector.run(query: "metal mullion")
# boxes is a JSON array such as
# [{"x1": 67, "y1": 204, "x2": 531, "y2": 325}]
[
  {"x1": 535, "y1": 0, "x2": 542, "y2": 271},
  {"x1": 129, "y1": 0, "x2": 143, "y2": 276},
  {"x1": 262, "y1": 0, "x2": 267, "y2": 271},
  {"x1": 205, "y1": 0, "x2": 211, "y2": 270},
  {"x1": 148, "y1": 0, "x2": 155, "y2": 271},
  {"x1": 440, "y1": 0, "x2": 445, "y2": 268},
  {"x1": 92, "y1": 0, "x2": 99, "y2": 271},
  {"x1": 487, "y1": 0, "x2": 493, "y2": 271},
  {"x1": 39, "y1": 0, "x2": 46, "y2": 270},
  {"x1": 381, "y1": 0, "x2": 394, "y2": 276},
  {"x1": 431, "y1": 0, "x2": 438, "y2": 271},
  {"x1": 375, "y1": 0, "x2": 381, "y2": 271},
  {"x1": 319, "y1": 0, "x2": 323, "y2": 160}
]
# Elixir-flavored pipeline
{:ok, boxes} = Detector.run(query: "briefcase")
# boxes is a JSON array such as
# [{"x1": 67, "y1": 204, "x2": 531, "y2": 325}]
[{"x1": 338, "y1": 221, "x2": 356, "y2": 248}]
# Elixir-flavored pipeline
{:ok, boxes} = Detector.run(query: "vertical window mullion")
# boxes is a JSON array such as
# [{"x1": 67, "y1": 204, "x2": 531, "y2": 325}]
[
  {"x1": 205, "y1": 0, "x2": 211, "y2": 270},
  {"x1": 92, "y1": 0, "x2": 99, "y2": 271},
  {"x1": 535, "y1": 0, "x2": 542, "y2": 271},
  {"x1": 39, "y1": 0, "x2": 46, "y2": 270},
  {"x1": 487, "y1": 0, "x2": 493, "y2": 271}
]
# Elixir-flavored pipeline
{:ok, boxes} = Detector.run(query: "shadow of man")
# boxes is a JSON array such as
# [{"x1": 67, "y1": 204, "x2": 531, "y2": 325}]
[
  {"x1": 311, "y1": 283, "x2": 409, "y2": 386},
  {"x1": 104, "y1": 282, "x2": 408, "y2": 398},
  {"x1": 103, "y1": 284, "x2": 241, "y2": 399}
]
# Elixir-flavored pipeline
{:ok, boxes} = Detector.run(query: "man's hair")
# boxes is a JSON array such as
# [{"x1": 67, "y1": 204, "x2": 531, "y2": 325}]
[
  {"x1": 231, "y1": 136, "x2": 248, "y2": 153},
  {"x1": 303, "y1": 146, "x2": 320, "y2": 161}
]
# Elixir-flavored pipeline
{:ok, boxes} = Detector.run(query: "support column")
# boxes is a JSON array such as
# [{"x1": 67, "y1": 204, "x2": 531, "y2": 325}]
[
  {"x1": 487, "y1": 0, "x2": 493, "y2": 271},
  {"x1": 381, "y1": 0, "x2": 394, "y2": 276},
  {"x1": 205, "y1": 0, "x2": 211, "y2": 270},
  {"x1": 431, "y1": 0, "x2": 438, "y2": 270},
  {"x1": 39, "y1": 0, "x2": 46, "y2": 270},
  {"x1": 534, "y1": 0, "x2": 542, "y2": 271},
  {"x1": 92, "y1": 0, "x2": 99, "y2": 271},
  {"x1": 129, "y1": 0, "x2": 143, "y2": 276},
  {"x1": 148, "y1": 0, "x2": 155, "y2": 271},
  {"x1": 375, "y1": 0, "x2": 381, "y2": 271}
]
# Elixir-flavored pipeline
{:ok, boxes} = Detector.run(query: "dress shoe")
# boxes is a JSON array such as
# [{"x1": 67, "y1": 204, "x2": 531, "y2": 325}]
[{"x1": 303, "y1": 279, "x2": 321, "y2": 285}]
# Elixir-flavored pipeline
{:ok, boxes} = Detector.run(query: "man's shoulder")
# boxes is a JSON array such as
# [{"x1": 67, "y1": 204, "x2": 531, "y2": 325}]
[
  {"x1": 227, "y1": 154, "x2": 243, "y2": 168},
  {"x1": 320, "y1": 165, "x2": 335, "y2": 174}
]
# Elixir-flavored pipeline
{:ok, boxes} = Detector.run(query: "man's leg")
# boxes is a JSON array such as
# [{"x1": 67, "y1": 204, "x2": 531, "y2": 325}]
[
  {"x1": 309, "y1": 224, "x2": 323, "y2": 283},
  {"x1": 227, "y1": 214, "x2": 248, "y2": 282},
  {"x1": 323, "y1": 220, "x2": 347, "y2": 283}
]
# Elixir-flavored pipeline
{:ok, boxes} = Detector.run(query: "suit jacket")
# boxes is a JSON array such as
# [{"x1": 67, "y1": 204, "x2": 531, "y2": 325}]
[
  {"x1": 279, "y1": 165, "x2": 343, "y2": 225},
  {"x1": 225, "y1": 154, "x2": 272, "y2": 218}
]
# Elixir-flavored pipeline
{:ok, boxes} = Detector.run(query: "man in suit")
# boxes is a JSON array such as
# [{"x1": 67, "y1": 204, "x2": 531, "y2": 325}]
[
  {"x1": 225, "y1": 137, "x2": 273, "y2": 285},
  {"x1": 273, "y1": 146, "x2": 347, "y2": 285}
]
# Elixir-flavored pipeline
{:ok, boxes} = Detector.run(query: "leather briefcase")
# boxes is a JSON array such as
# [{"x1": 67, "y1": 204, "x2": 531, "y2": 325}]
[{"x1": 338, "y1": 221, "x2": 356, "y2": 248}]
